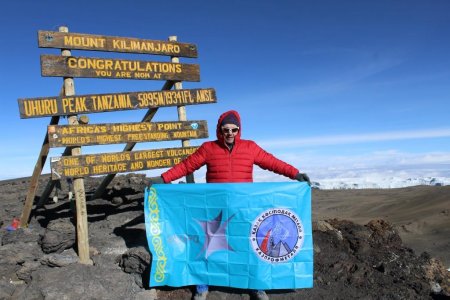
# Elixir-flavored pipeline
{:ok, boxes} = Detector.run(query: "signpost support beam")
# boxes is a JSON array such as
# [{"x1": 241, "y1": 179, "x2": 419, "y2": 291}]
[
  {"x1": 19, "y1": 116, "x2": 60, "y2": 227},
  {"x1": 59, "y1": 26, "x2": 91, "y2": 264},
  {"x1": 170, "y1": 36, "x2": 194, "y2": 184}
]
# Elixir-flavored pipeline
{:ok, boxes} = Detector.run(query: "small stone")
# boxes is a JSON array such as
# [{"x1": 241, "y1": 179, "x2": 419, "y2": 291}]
[
  {"x1": 16, "y1": 261, "x2": 41, "y2": 283},
  {"x1": 314, "y1": 244, "x2": 321, "y2": 253},
  {"x1": 40, "y1": 249, "x2": 79, "y2": 267},
  {"x1": 90, "y1": 246, "x2": 100, "y2": 256},
  {"x1": 112, "y1": 197, "x2": 123, "y2": 206},
  {"x1": 430, "y1": 281, "x2": 442, "y2": 294}
]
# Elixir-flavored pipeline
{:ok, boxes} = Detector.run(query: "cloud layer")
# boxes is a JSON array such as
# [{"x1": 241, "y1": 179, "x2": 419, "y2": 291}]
[{"x1": 259, "y1": 128, "x2": 450, "y2": 148}]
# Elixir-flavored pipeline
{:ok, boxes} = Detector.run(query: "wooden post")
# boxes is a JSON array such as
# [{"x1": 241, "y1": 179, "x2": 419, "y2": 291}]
[
  {"x1": 91, "y1": 81, "x2": 175, "y2": 200},
  {"x1": 59, "y1": 26, "x2": 91, "y2": 264},
  {"x1": 19, "y1": 115, "x2": 60, "y2": 227},
  {"x1": 169, "y1": 36, "x2": 194, "y2": 183}
]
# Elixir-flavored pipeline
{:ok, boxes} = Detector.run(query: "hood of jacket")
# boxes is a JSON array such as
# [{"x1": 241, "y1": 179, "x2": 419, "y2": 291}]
[{"x1": 216, "y1": 110, "x2": 242, "y2": 146}]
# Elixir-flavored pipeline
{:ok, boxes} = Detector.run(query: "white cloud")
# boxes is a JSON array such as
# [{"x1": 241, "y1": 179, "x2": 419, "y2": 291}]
[{"x1": 252, "y1": 150, "x2": 450, "y2": 183}]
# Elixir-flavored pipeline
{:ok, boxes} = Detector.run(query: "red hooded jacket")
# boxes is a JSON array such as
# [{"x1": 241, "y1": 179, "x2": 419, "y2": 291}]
[{"x1": 161, "y1": 110, "x2": 299, "y2": 183}]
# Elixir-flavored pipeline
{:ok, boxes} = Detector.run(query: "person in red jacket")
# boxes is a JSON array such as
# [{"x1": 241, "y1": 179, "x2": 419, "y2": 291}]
[
  {"x1": 161, "y1": 110, "x2": 310, "y2": 185},
  {"x1": 154, "y1": 110, "x2": 310, "y2": 300}
]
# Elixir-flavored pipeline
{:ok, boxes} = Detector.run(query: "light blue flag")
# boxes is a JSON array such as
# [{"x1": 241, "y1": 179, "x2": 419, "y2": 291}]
[{"x1": 144, "y1": 182, "x2": 313, "y2": 290}]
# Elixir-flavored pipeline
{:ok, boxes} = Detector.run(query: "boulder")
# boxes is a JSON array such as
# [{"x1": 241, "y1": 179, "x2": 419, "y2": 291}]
[
  {"x1": 119, "y1": 246, "x2": 150, "y2": 275},
  {"x1": 40, "y1": 219, "x2": 75, "y2": 254}
]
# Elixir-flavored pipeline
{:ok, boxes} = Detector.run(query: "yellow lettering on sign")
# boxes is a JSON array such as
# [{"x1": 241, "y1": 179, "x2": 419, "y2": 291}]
[
  {"x1": 136, "y1": 90, "x2": 197, "y2": 107},
  {"x1": 64, "y1": 36, "x2": 106, "y2": 48},
  {"x1": 60, "y1": 136, "x2": 92, "y2": 145},
  {"x1": 95, "y1": 70, "x2": 112, "y2": 77},
  {"x1": 130, "y1": 161, "x2": 144, "y2": 170},
  {"x1": 184, "y1": 90, "x2": 194, "y2": 103},
  {"x1": 113, "y1": 60, "x2": 123, "y2": 71},
  {"x1": 146, "y1": 159, "x2": 172, "y2": 168},
  {"x1": 134, "y1": 72, "x2": 151, "y2": 79},
  {"x1": 64, "y1": 167, "x2": 89, "y2": 177},
  {"x1": 105, "y1": 60, "x2": 113, "y2": 70},
  {"x1": 165, "y1": 148, "x2": 197, "y2": 157},
  {"x1": 196, "y1": 89, "x2": 213, "y2": 102},
  {"x1": 99, "y1": 153, "x2": 131, "y2": 163},
  {"x1": 112, "y1": 40, "x2": 121, "y2": 49},
  {"x1": 127, "y1": 132, "x2": 170, "y2": 141},
  {"x1": 22, "y1": 99, "x2": 58, "y2": 117},
  {"x1": 67, "y1": 57, "x2": 77, "y2": 68},
  {"x1": 172, "y1": 130, "x2": 198, "y2": 139},
  {"x1": 67, "y1": 58, "x2": 114, "y2": 70},
  {"x1": 143, "y1": 62, "x2": 178, "y2": 73},
  {"x1": 62, "y1": 157, "x2": 79, "y2": 166},
  {"x1": 85, "y1": 156, "x2": 96, "y2": 164},
  {"x1": 111, "y1": 39, "x2": 181, "y2": 54},
  {"x1": 75, "y1": 97, "x2": 87, "y2": 112},
  {"x1": 115, "y1": 71, "x2": 132, "y2": 78},
  {"x1": 157, "y1": 123, "x2": 182, "y2": 131},
  {"x1": 92, "y1": 163, "x2": 127, "y2": 175},
  {"x1": 96, "y1": 134, "x2": 122, "y2": 144},
  {"x1": 62, "y1": 97, "x2": 75, "y2": 113},
  {"x1": 133, "y1": 150, "x2": 164, "y2": 160},
  {"x1": 72, "y1": 125, "x2": 106, "y2": 134},
  {"x1": 91, "y1": 94, "x2": 133, "y2": 111},
  {"x1": 61, "y1": 127, "x2": 75, "y2": 135},
  {"x1": 111, "y1": 123, "x2": 152, "y2": 132}
]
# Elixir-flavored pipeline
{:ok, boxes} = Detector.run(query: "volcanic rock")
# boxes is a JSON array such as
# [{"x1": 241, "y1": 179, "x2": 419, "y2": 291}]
[
  {"x1": 40, "y1": 248, "x2": 80, "y2": 267},
  {"x1": 39, "y1": 219, "x2": 75, "y2": 254},
  {"x1": 0, "y1": 175, "x2": 449, "y2": 299},
  {"x1": 118, "y1": 246, "x2": 151, "y2": 288},
  {"x1": 19, "y1": 263, "x2": 142, "y2": 299}
]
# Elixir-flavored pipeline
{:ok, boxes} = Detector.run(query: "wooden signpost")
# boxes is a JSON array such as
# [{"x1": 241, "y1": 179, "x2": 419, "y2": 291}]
[
  {"x1": 41, "y1": 55, "x2": 200, "y2": 81},
  {"x1": 47, "y1": 121, "x2": 208, "y2": 147},
  {"x1": 38, "y1": 31, "x2": 198, "y2": 57},
  {"x1": 18, "y1": 88, "x2": 216, "y2": 118},
  {"x1": 18, "y1": 27, "x2": 216, "y2": 265},
  {"x1": 50, "y1": 146, "x2": 199, "y2": 179}
]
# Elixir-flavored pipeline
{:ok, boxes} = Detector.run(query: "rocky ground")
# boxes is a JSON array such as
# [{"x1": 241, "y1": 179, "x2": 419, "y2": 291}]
[{"x1": 0, "y1": 174, "x2": 449, "y2": 299}]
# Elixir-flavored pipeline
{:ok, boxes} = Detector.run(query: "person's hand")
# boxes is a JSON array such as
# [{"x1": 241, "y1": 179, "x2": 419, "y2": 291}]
[
  {"x1": 295, "y1": 173, "x2": 311, "y2": 186},
  {"x1": 146, "y1": 176, "x2": 165, "y2": 189}
]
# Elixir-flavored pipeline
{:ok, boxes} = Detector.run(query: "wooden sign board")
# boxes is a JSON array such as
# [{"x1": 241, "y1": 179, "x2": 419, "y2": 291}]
[
  {"x1": 18, "y1": 88, "x2": 216, "y2": 118},
  {"x1": 50, "y1": 146, "x2": 198, "y2": 179},
  {"x1": 38, "y1": 30, "x2": 198, "y2": 58},
  {"x1": 48, "y1": 121, "x2": 208, "y2": 147},
  {"x1": 41, "y1": 55, "x2": 200, "y2": 81}
]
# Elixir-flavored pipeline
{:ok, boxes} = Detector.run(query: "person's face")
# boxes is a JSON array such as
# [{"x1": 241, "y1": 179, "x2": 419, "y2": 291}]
[{"x1": 221, "y1": 124, "x2": 239, "y2": 144}]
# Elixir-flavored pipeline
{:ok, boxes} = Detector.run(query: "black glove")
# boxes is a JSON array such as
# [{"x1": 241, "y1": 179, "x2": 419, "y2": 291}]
[
  {"x1": 146, "y1": 176, "x2": 165, "y2": 189},
  {"x1": 295, "y1": 173, "x2": 311, "y2": 186}
]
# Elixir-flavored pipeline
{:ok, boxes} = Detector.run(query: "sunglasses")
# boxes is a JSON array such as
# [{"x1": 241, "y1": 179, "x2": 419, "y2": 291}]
[{"x1": 222, "y1": 127, "x2": 239, "y2": 134}]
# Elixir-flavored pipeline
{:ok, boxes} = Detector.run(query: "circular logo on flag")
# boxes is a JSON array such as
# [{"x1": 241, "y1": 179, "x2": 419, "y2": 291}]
[{"x1": 250, "y1": 208, "x2": 304, "y2": 263}]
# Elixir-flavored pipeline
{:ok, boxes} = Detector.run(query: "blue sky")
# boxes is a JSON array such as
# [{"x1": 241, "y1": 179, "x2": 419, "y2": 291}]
[{"x1": 1, "y1": 0, "x2": 449, "y2": 183}]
